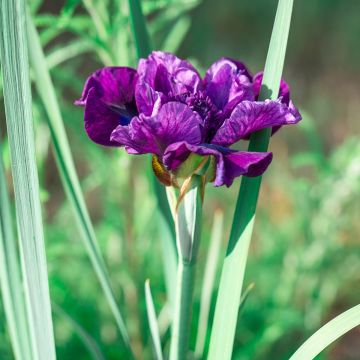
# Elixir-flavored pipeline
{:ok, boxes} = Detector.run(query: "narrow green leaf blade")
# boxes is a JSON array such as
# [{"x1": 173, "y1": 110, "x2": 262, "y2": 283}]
[
  {"x1": 208, "y1": 1, "x2": 295, "y2": 359},
  {"x1": 127, "y1": 0, "x2": 152, "y2": 58},
  {"x1": 0, "y1": 138, "x2": 32, "y2": 360},
  {"x1": 289, "y1": 304, "x2": 360, "y2": 360},
  {"x1": 0, "y1": 0, "x2": 56, "y2": 358},
  {"x1": 26, "y1": 12, "x2": 133, "y2": 356},
  {"x1": 145, "y1": 280, "x2": 164, "y2": 360}
]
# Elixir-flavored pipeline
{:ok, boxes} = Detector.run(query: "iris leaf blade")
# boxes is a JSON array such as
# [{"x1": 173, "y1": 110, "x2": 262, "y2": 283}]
[
  {"x1": 0, "y1": 0, "x2": 56, "y2": 358},
  {"x1": 289, "y1": 304, "x2": 360, "y2": 360},
  {"x1": 0, "y1": 138, "x2": 32, "y2": 360},
  {"x1": 208, "y1": 1, "x2": 295, "y2": 359},
  {"x1": 145, "y1": 280, "x2": 164, "y2": 360}
]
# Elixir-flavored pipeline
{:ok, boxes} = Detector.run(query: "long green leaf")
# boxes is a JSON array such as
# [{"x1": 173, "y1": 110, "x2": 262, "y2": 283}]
[
  {"x1": 0, "y1": 0, "x2": 56, "y2": 358},
  {"x1": 289, "y1": 304, "x2": 360, "y2": 360},
  {"x1": 26, "y1": 12, "x2": 133, "y2": 356},
  {"x1": 145, "y1": 280, "x2": 164, "y2": 360},
  {"x1": 0, "y1": 137, "x2": 32, "y2": 360},
  {"x1": 208, "y1": 1, "x2": 295, "y2": 359},
  {"x1": 127, "y1": 0, "x2": 152, "y2": 58}
]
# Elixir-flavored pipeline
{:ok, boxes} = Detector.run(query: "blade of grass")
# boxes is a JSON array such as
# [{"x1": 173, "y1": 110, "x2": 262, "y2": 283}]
[
  {"x1": 0, "y1": 0, "x2": 56, "y2": 358},
  {"x1": 208, "y1": 1, "x2": 295, "y2": 359},
  {"x1": 145, "y1": 280, "x2": 164, "y2": 360},
  {"x1": 0, "y1": 137, "x2": 32, "y2": 360},
  {"x1": 26, "y1": 12, "x2": 134, "y2": 357},
  {"x1": 53, "y1": 303, "x2": 106, "y2": 360},
  {"x1": 127, "y1": 0, "x2": 152, "y2": 58},
  {"x1": 195, "y1": 210, "x2": 224, "y2": 358},
  {"x1": 289, "y1": 304, "x2": 360, "y2": 360}
]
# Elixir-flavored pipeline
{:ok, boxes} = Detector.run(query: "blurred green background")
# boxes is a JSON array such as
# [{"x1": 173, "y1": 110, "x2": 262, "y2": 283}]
[{"x1": 1, "y1": 0, "x2": 359, "y2": 359}]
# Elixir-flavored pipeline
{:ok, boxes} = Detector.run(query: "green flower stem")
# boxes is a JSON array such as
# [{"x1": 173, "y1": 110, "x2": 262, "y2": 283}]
[
  {"x1": 170, "y1": 176, "x2": 203, "y2": 360},
  {"x1": 170, "y1": 261, "x2": 196, "y2": 360}
]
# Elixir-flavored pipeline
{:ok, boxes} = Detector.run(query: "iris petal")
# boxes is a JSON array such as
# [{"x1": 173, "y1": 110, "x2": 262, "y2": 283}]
[
  {"x1": 110, "y1": 102, "x2": 203, "y2": 155},
  {"x1": 204, "y1": 58, "x2": 254, "y2": 115},
  {"x1": 76, "y1": 67, "x2": 138, "y2": 146},
  {"x1": 163, "y1": 142, "x2": 272, "y2": 187},
  {"x1": 212, "y1": 99, "x2": 301, "y2": 147}
]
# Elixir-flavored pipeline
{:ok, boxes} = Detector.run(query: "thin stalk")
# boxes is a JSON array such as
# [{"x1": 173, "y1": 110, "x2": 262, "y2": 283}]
[
  {"x1": 170, "y1": 176, "x2": 203, "y2": 360},
  {"x1": 0, "y1": 0, "x2": 56, "y2": 358},
  {"x1": 208, "y1": 1, "x2": 295, "y2": 359},
  {"x1": 170, "y1": 262, "x2": 196, "y2": 360}
]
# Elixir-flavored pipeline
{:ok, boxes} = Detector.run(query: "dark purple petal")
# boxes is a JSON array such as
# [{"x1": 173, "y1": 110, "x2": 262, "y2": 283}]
[
  {"x1": 82, "y1": 88, "x2": 123, "y2": 146},
  {"x1": 163, "y1": 142, "x2": 272, "y2": 187},
  {"x1": 212, "y1": 100, "x2": 301, "y2": 147},
  {"x1": 75, "y1": 67, "x2": 138, "y2": 146},
  {"x1": 75, "y1": 67, "x2": 137, "y2": 106},
  {"x1": 136, "y1": 51, "x2": 202, "y2": 113},
  {"x1": 204, "y1": 58, "x2": 254, "y2": 115},
  {"x1": 110, "y1": 102, "x2": 203, "y2": 155}
]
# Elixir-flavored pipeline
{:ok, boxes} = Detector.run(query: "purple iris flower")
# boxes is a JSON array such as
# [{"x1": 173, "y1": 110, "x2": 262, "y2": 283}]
[{"x1": 75, "y1": 51, "x2": 301, "y2": 187}]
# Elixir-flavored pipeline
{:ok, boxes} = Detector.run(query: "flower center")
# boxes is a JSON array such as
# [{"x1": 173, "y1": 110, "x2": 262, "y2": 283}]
[
  {"x1": 172, "y1": 91, "x2": 222, "y2": 143},
  {"x1": 108, "y1": 102, "x2": 138, "y2": 126}
]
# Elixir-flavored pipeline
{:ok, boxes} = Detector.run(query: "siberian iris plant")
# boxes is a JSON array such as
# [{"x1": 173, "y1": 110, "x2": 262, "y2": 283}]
[{"x1": 76, "y1": 50, "x2": 301, "y2": 359}]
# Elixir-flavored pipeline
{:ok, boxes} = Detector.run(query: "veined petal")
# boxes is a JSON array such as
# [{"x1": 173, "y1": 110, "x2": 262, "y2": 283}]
[
  {"x1": 204, "y1": 58, "x2": 254, "y2": 114},
  {"x1": 212, "y1": 99, "x2": 301, "y2": 147},
  {"x1": 111, "y1": 102, "x2": 203, "y2": 155},
  {"x1": 135, "y1": 83, "x2": 165, "y2": 116},
  {"x1": 163, "y1": 142, "x2": 272, "y2": 187},
  {"x1": 76, "y1": 67, "x2": 138, "y2": 146}
]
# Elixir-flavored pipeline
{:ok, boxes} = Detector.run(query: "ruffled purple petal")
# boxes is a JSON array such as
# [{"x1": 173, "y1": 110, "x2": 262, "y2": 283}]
[
  {"x1": 253, "y1": 72, "x2": 301, "y2": 135},
  {"x1": 135, "y1": 51, "x2": 202, "y2": 115},
  {"x1": 204, "y1": 58, "x2": 254, "y2": 115},
  {"x1": 110, "y1": 102, "x2": 203, "y2": 155},
  {"x1": 212, "y1": 99, "x2": 301, "y2": 147},
  {"x1": 75, "y1": 67, "x2": 138, "y2": 146},
  {"x1": 163, "y1": 142, "x2": 272, "y2": 187}
]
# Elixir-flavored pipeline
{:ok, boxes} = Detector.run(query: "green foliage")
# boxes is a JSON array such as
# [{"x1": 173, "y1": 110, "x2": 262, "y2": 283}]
[
  {"x1": 0, "y1": 0, "x2": 359, "y2": 360},
  {"x1": 0, "y1": 0, "x2": 56, "y2": 358}
]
